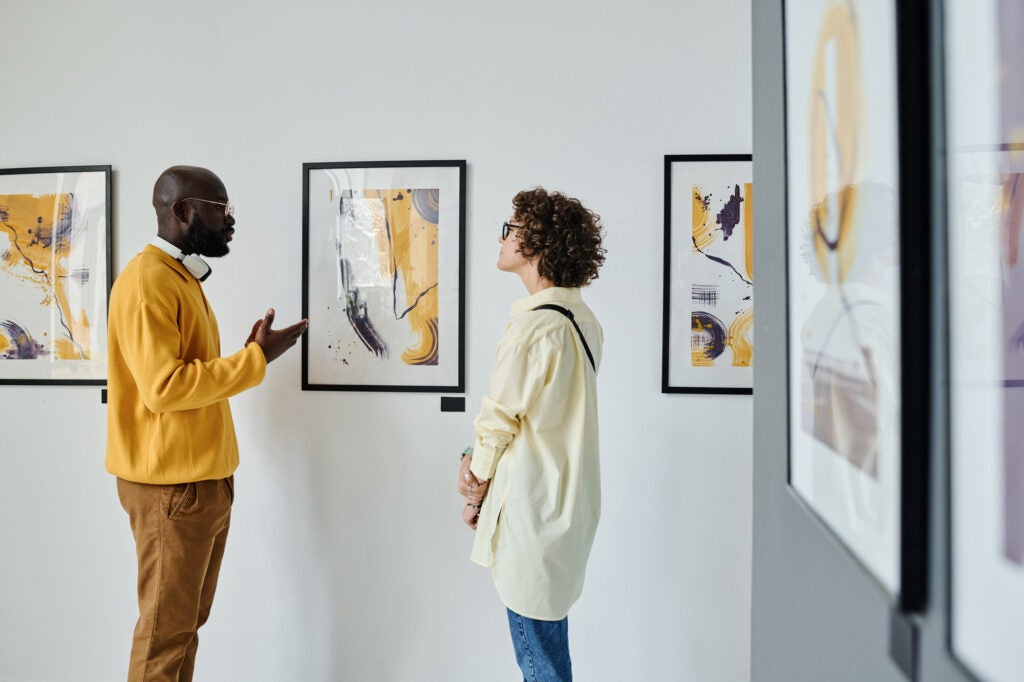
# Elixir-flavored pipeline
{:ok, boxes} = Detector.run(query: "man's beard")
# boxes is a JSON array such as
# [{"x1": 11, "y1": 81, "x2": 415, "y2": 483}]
[{"x1": 185, "y1": 214, "x2": 230, "y2": 258}]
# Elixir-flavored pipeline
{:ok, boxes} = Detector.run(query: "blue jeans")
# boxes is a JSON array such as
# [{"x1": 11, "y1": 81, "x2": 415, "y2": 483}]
[{"x1": 507, "y1": 609, "x2": 572, "y2": 682}]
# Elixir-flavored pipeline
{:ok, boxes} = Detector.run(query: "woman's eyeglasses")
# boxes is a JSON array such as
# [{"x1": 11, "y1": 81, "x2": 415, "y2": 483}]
[{"x1": 501, "y1": 221, "x2": 522, "y2": 240}]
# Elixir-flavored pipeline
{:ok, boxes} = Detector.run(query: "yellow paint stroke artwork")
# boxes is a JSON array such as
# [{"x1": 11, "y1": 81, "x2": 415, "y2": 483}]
[
  {"x1": 800, "y1": 0, "x2": 893, "y2": 478},
  {"x1": 368, "y1": 188, "x2": 440, "y2": 365},
  {"x1": 0, "y1": 193, "x2": 91, "y2": 359},
  {"x1": 728, "y1": 307, "x2": 754, "y2": 366},
  {"x1": 689, "y1": 181, "x2": 754, "y2": 367},
  {"x1": 692, "y1": 187, "x2": 717, "y2": 251},
  {"x1": 808, "y1": 0, "x2": 862, "y2": 285},
  {"x1": 731, "y1": 182, "x2": 755, "y2": 366},
  {"x1": 1001, "y1": 151, "x2": 1024, "y2": 269},
  {"x1": 336, "y1": 188, "x2": 440, "y2": 366},
  {"x1": 744, "y1": 183, "x2": 754, "y2": 281}
]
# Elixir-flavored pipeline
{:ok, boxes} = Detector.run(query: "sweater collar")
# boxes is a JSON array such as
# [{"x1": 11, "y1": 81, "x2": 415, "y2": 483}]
[{"x1": 143, "y1": 243, "x2": 195, "y2": 282}]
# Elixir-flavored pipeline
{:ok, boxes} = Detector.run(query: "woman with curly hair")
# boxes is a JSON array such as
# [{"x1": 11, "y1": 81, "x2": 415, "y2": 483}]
[{"x1": 458, "y1": 187, "x2": 606, "y2": 681}]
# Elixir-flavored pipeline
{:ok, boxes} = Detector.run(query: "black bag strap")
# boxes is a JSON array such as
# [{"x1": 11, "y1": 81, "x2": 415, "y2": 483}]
[{"x1": 532, "y1": 304, "x2": 596, "y2": 371}]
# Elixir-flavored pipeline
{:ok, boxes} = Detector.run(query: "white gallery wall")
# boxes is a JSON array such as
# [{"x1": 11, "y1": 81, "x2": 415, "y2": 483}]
[{"x1": 0, "y1": 1, "x2": 752, "y2": 680}]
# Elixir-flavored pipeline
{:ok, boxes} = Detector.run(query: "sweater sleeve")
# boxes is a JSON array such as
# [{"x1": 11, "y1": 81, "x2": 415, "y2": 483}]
[
  {"x1": 469, "y1": 339, "x2": 547, "y2": 481},
  {"x1": 121, "y1": 300, "x2": 267, "y2": 414}
]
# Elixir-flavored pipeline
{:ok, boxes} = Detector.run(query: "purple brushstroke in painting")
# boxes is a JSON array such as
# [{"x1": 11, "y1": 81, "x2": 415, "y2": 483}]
[
  {"x1": 0, "y1": 320, "x2": 47, "y2": 359},
  {"x1": 691, "y1": 236, "x2": 753, "y2": 286},
  {"x1": 691, "y1": 284, "x2": 719, "y2": 307},
  {"x1": 716, "y1": 185, "x2": 744, "y2": 240},
  {"x1": 339, "y1": 257, "x2": 388, "y2": 359},
  {"x1": 690, "y1": 186, "x2": 752, "y2": 287},
  {"x1": 691, "y1": 311, "x2": 727, "y2": 362}
]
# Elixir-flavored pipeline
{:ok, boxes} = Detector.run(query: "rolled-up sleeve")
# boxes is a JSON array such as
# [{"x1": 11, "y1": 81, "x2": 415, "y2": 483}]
[{"x1": 470, "y1": 339, "x2": 546, "y2": 481}]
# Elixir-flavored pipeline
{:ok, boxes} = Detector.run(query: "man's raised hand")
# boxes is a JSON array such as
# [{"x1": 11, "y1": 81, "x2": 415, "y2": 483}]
[{"x1": 246, "y1": 308, "x2": 308, "y2": 363}]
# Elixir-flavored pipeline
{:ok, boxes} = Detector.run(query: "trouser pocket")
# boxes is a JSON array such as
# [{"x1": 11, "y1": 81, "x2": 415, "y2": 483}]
[{"x1": 167, "y1": 482, "x2": 196, "y2": 519}]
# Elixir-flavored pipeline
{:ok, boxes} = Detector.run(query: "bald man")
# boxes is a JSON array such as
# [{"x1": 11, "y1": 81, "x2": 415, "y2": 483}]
[{"x1": 106, "y1": 166, "x2": 307, "y2": 681}]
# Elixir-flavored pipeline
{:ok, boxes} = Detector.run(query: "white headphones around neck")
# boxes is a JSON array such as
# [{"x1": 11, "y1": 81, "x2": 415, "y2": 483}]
[{"x1": 150, "y1": 238, "x2": 212, "y2": 281}]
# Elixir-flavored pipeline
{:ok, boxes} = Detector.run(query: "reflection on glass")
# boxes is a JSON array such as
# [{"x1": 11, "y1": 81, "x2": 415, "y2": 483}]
[{"x1": 799, "y1": 184, "x2": 898, "y2": 479}]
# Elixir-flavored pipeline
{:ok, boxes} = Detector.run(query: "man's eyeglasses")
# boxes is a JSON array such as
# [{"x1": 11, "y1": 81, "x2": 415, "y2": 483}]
[
  {"x1": 501, "y1": 221, "x2": 522, "y2": 241},
  {"x1": 184, "y1": 197, "x2": 235, "y2": 218}
]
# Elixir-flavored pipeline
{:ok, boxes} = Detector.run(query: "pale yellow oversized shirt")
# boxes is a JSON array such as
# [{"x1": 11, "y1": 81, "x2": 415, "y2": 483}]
[{"x1": 470, "y1": 286, "x2": 602, "y2": 620}]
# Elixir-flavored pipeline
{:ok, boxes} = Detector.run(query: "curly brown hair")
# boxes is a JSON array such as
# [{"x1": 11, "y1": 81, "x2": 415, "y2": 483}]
[{"x1": 511, "y1": 188, "x2": 606, "y2": 287}]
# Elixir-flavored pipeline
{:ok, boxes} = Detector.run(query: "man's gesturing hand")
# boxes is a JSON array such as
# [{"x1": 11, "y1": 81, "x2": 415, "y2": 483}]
[{"x1": 246, "y1": 308, "x2": 308, "y2": 363}]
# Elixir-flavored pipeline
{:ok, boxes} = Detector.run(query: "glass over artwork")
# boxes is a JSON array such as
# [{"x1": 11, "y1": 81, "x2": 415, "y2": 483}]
[
  {"x1": 948, "y1": 0, "x2": 1024, "y2": 678},
  {"x1": 302, "y1": 161, "x2": 465, "y2": 392},
  {"x1": 0, "y1": 166, "x2": 111, "y2": 384},
  {"x1": 784, "y1": 0, "x2": 903, "y2": 599}
]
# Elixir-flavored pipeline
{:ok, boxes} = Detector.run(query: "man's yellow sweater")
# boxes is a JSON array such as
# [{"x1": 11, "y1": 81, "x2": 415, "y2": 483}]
[{"x1": 105, "y1": 245, "x2": 267, "y2": 484}]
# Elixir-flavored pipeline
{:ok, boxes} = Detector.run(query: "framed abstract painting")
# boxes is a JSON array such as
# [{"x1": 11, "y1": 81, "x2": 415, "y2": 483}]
[
  {"x1": 302, "y1": 160, "x2": 466, "y2": 392},
  {"x1": 662, "y1": 154, "x2": 754, "y2": 394},
  {"x1": 0, "y1": 165, "x2": 112, "y2": 385},
  {"x1": 783, "y1": 0, "x2": 929, "y2": 611},
  {"x1": 947, "y1": 0, "x2": 1024, "y2": 677}
]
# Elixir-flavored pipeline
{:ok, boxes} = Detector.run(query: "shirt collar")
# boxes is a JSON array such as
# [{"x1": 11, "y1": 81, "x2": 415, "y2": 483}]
[{"x1": 510, "y1": 286, "x2": 584, "y2": 316}]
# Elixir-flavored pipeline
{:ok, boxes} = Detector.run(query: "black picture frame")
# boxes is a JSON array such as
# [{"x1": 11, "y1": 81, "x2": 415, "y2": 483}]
[
  {"x1": 780, "y1": 0, "x2": 930, "y2": 612},
  {"x1": 0, "y1": 165, "x2": 113, "y2": 386},
  {"x1": 662, "y1": 154, "x2": 755, "y2": 395},
  {"x1": 301, "y1": 160, "x2": 466, "y2": 393}
]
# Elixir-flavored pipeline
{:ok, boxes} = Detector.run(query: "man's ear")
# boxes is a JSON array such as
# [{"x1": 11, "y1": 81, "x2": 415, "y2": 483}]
[{"x1": 171, "y1": 199, "x2": 190, "y2": 224}]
